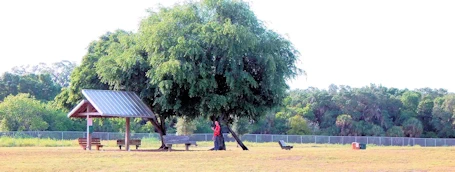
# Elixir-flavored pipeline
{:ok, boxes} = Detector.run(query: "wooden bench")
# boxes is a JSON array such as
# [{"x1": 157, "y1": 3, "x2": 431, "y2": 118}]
[
  {"x1": 278, "y1": 140, "x2": 293, "y2": 150},
  {"x1": 116, "y1": 139, "x2": 142, "y2": 150},
  {"x1": 78, "y1": 138, "x2": 103, "y2": 150},
  {"x1": 163, "y1": 135, "x2": 197, "y2": 152}
]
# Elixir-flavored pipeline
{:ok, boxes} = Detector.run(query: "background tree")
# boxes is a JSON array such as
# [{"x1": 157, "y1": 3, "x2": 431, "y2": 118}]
[
  {"x1": 336, "y1": 114, "x2": 353, "y2": 136},
  {"x1": 287, "y1": 115, "x2": 310, "y2": 135},
  {"x1": 0, "y1": 94, "x2": 81, "y2": 131},
  {"x1": 232, "y1": 117, "x2": 250, "y2": 137},
  {"x1": 402, "y1": 117, "x2": 423, "y2": 137},
  {"x1": 431, "y1": 95, "x2": 455, "y2": 137},
  {"x1": 0, "y1": 73, "x2": 61, "y2": 101},
  {"x1": 11, "y1": 60, "x2": 76, "y2": 87},
  {"x1": 386, "y1": 126, "x2": 404, "y2": 137},
  {"x1": 176, "y1": 117, "x2": 197, "y2": 135}
]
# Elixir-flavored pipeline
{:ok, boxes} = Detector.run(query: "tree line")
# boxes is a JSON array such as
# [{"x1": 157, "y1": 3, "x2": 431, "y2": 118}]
[
  {"x1": 270, "y1": 85, "x2": 454, "y2": 138},
  {"x1": 2, "y1": 66, "x2": 454, "y2": 139}
]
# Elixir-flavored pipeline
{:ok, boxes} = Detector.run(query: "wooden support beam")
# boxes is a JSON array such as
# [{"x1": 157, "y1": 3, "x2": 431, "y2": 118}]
[
  {"x1": 125, "y1": 117, "x2": 130, "y2": 151},
  {"x1": 86, "y1": 106, "x2": 92, "y2": 151},
  {"x1": 79, "y1": 112, "x2": 102, "y2": 116}
]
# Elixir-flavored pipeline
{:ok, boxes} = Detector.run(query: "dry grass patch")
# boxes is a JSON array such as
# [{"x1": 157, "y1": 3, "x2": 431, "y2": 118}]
[{"x1": 0, "y1": 143, "x2": 454, "y2": 172}]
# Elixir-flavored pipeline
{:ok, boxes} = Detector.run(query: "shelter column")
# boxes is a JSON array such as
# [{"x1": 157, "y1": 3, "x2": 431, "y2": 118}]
[
  {"x1": 125, "y1": 117, "x2": 130, "y2": 151},
  {"x1": 86, "y1": 106, "x2": 92, "y2": 151}
]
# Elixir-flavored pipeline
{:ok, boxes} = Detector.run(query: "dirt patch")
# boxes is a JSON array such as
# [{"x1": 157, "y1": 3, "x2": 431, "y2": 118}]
[{"x1": 276, "y1": 156, "x2": 303, "y2": 161}]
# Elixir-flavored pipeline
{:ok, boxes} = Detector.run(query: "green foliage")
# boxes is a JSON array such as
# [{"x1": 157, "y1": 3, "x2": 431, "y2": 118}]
[
  {"x1": 386, "y1": 126, "x2": 404, "y2": 137},
  {"x1": 366, "y1": 124, "x2": 385, "y2": 136},
  {"x1": 402, "y1": 117, "x2": 423, "y2": 137},
  {"x1": 0, "y1": 94, "x2": 72, "y2": 131},
  {"x1": 232, "y1": 117, "x2": 250, "y2": 136},
  {"x1": 0, "y1": 72, "x2": 61, "y2": 102},
  {"x1": 0, "y1": 136, "x2": 77, "y2": 147},
  {"x1": 287, "y1": 115, "x2": 310, "y2": 135},
  {"x1": 140, "y1": 0, "x2": 300, "y2": 123},
  {"x1": 11, "y1": 60, "x2": 76, "y2": 87},
  {"x1": 430, "y1": 95, "x2": 455, "y2": 137},
  {"x1": 194, "y1": 117, "x2": 214, "y2": 133},
  {"x1": 176, "y1": 117, "x2": 197, "y2": 135},
  {"x1": 0, "y1": 94, "x2": 49, "y2": 131},
  {"x1": 276, "y1": 85, "x2": 455, "y2": 138},
  {"x1": 336, "y1": 114, "x2": 353, "y2": 136},
  {"x1": 400, "y1": 91, "x2": 421, "y2": 112}
]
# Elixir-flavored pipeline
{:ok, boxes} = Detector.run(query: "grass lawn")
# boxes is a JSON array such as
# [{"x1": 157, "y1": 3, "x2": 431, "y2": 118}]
[{"x1": 0, "y1": 142, "x2": 455, "y2": 172}]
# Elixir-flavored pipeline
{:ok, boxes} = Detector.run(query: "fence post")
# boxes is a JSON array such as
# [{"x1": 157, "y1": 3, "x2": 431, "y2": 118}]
[
  {"x1": 390, "y1": 137, "x2": 392, "y2": 146},
  {"x1": 425, "y1": 139, "x2": 427, "y2": 147},
  {"x1": 272, "y1": 135, "x2": 274, "y2": 142},
  {"x1": 341, "y1": 136, "x2": 344, "y2": 144},
  {"x1": 367, "y1": 137, "x2": 369, "y2": 145},
  {"x1": 328, "y1": 136, "x2": 330, "y2": 144},
  {"x1": 256, "y1": 135, "x2": 258, "y2": 143},
  {"x1": 315, "y1": 136, "x2": 317, "y2": 144},
  {"x1": 205, "y1": 134, "x2": 207, "y2": 141},
  {"x1": 300, "y1": 136, "x2": 302, "y2": 144},
  {"x1": 435, "y1": 139, "x2": 436, "y2": 147},
  {"x1": 287, "y1": 135, "x2": 289, "y2": 143},
  {"x1": 402, "y1": 137, "x2": 404, "y2": 146},
  {"x1": 61, "y1": 132, "x2": 63, "y2": 147},
  {"x1": 379, "y1": 137, "x2": 381, "y2": 146}
]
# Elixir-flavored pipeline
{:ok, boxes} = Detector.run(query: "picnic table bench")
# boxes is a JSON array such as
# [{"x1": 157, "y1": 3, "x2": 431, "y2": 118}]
[
  {"x1": 78, "y1": 138, "x2": 103, "y2": 150},
  {"x1": 278, "y1": 140, "x2": 293, "y2": 150},
  {"x1": 163, "y1": 135, "x2": 197, "y2": 152},
  {"x1": 116, "y1": 139, "x2": 142, "y2": 150}
]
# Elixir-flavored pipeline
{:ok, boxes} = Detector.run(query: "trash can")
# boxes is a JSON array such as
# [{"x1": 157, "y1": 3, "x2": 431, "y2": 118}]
[
  {"x1": 352, "y1": 142, "x2": 359, "y2": 150},
  {"x1": 359, "y1": 143, "x2": 366, "y2": 150}
]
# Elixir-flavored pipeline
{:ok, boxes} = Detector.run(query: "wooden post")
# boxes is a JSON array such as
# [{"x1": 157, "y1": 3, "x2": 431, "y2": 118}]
[
  {"x1": 125, "y1": 117, "x2": 130, "y2": 151},
  {"x1": 86, "y1": 106, "x2": 92, "y2": 151}
]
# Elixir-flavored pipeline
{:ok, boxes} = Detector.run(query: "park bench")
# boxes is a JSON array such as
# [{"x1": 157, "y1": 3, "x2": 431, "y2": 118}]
[
  {"x1": 163, "y1": 135, "x2": 198, "y2": 152},
  {"x1": 278, "y1": 140, "x2": 293, "y2": 150},
  {"x1": 116, "y1": 139, "x2": 142, "y2": 150},
  {"x1": 78, "y1": 138, "x2": 103, "y2": 150}
]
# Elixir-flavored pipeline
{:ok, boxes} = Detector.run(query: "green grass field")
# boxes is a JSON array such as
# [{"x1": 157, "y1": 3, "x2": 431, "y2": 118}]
[{"x1": 0, "y1": 139, "x2": 455, "y2": 172}]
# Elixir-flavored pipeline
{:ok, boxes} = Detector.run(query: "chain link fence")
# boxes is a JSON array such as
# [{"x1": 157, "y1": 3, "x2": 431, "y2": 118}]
[{"x1": 1, "y1": 131, "x2": 455, "y2": 147}]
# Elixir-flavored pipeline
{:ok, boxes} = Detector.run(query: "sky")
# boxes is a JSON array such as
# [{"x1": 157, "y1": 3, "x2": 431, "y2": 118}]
[{"x1": 1, "y1": 0, "x2": 455, "y2": 92}]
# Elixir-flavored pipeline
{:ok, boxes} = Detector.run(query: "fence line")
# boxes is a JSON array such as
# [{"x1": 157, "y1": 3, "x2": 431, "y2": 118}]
[{"x1": 1, "y1": 131, "x2": 455, "y2": 147}]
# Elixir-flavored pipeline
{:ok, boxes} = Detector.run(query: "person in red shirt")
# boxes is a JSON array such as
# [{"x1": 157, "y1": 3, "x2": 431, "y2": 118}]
[{"x1": 212, "y1": 121, "x2": 221, "y2": 150}]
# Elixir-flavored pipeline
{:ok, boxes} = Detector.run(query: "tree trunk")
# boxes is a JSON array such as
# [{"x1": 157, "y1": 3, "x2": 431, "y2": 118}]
[
  {"x1": 226, "y1": 124, "x2": 248, "y2": 150},
  {"x1": 218, "y1": 132, "x2": 226, "y2": 150},
  {"x1": 147, "y1": 117, "x2": 167, "y2": 149}
]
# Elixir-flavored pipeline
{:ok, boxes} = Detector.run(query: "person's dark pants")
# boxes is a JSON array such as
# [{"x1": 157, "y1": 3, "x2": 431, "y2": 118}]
[
  {"x1": 214, "y1": 135, "x2": 219, "y2": 150},
  {"x1": 215, "y1": 135, "x2": 223, "y2": 150}
]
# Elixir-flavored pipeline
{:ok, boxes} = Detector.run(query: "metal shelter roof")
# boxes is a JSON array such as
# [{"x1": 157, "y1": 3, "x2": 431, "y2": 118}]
[{"x1": 67, "y1": 89, "x2": 155, "y2": 118}]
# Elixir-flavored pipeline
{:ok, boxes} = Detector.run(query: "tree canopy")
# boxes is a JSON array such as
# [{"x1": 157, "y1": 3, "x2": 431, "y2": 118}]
[{"x1": 57, "y1": 0, "x2": 300, "y2": 150}]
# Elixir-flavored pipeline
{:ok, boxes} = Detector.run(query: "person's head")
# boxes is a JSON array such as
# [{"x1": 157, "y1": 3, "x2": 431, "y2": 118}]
[{"x1": 215, "y1": 121, "x2": 219, "y2": 126}]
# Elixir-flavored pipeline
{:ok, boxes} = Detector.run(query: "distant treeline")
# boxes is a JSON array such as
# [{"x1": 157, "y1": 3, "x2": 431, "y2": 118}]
[
  {"x1": 271, "y1": 85, "x2": 454, "y2": 138},
  {"x1": 1, "y1": 67, "x2": 454, "y2": 138}
]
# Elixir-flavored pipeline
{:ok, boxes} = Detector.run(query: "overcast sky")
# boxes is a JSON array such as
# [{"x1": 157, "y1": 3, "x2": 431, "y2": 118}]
[{"x1": 1, "y1": 0, "x2": 454, "y2": 91}]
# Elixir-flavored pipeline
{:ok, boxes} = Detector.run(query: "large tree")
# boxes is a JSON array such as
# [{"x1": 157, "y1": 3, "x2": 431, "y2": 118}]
[
  {"x1": 139, "y1": 0, "x2": 299, "y2": 150},
  {"x1": 62, "y1": 0, "x2": 299, "y2": 150}
]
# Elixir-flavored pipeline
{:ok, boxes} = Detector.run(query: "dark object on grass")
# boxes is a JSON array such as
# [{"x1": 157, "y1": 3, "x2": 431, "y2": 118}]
[{"x1": 278, "y1": 140, "x2": 293, "y2": 150}]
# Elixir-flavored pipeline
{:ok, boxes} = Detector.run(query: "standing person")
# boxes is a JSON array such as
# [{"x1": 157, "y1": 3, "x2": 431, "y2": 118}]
[
  {"x1": 212, "y1": 121, "x2": 221, "y2": 150},
  {"x1": 209, "y1": 122, "x2": 216, "y2": 150}
]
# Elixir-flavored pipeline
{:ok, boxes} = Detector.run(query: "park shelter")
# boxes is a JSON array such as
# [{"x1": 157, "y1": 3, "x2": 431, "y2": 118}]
[{"x1": 67, "y1": 89, "x2": 155, "y2": 151}]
